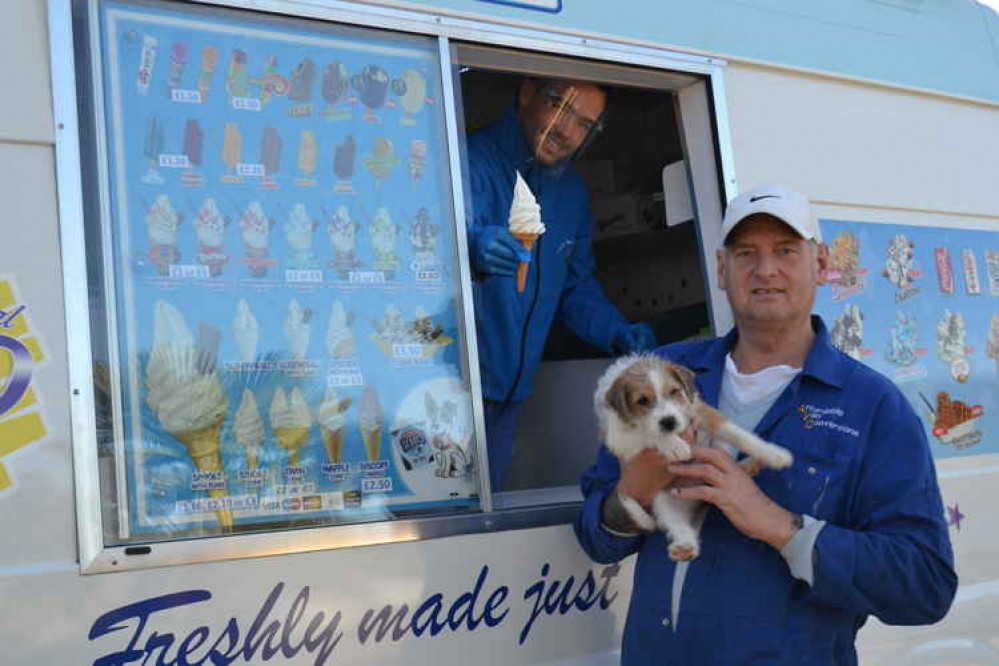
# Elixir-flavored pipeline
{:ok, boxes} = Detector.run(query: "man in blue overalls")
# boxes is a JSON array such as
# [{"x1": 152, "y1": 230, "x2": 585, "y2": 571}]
[
  {"x1": 466, "y1": 78, "x2": 656, "y2": 490},
  {"x1": 575, "y1": 183, "x2": 957, "y2": 665}
]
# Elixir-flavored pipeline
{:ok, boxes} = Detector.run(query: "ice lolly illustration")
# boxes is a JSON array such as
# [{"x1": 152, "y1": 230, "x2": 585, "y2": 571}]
[
  {"x1": 234, "y1": 389, "x2": 265, "y2": 470},
  {"x1": 319, "y1": 388, "x2": 351, "y2": 464},
  {"x1": 142, "y1": 116, "x2": 164, "y2": 184},
  {"x1": 260, "y1": 127, "x2": 282, "y2": 187},
  {"x1": 284, "y1": 203, "x2": 319, "y2": 269},
  {"x1": 167, "y1": 42, "x2": 188, "y2": 96},
  {"x1": 362, "y1": 136, "x2": 399, "y2": 188},
  {"x1": 352, "y1": 65, "x2": 389, "y2": 122},
  {"x1": 288, "y1": 57, "x2": 316, "y2": 102},
  {"x1": 194, "y1": 197, "x2": 228, "y2": 276},
  {"x1": 240, "y1": 201, "x2": 272, "y2": 277},
  {"x1": 359, "y1": 385, "x2": 383, "y2": 462},
  {"x1": 251, "y1": 54, "x2": 289, "y2": 106},
  {"x1": 321, "y1": 61, "x2": 350, "y2": 120},
  {"x1": 196, "y1": 46, "x2": 219, "y2": 101},
  {"x1": 333, "y1": 134, "x2": 356, "y2": 193},
  {"x1": 326, "y1": 300, "x2": 355, "y2": 358},
  {"x1": 183, "y1": 119, "x2": 203, "y2": 170},
  {"x1": 270, "y1": 386, "x2": 312, "y2": 467},
  {"x1": 221, "y1": 122, "x2": 242, "y2": 182},
  {"x1": 284, "y1": 299, "x2": 311, "y2": 360},
  {"x1": 508, "y1": 171, "x2": 545, "y2": 292},
  {"x1": 137, "y1": 35, "x2": 157, "y2": 95},
  {"x1": 226, "y1": 49, "x2": 249, "y2": 98},
  {"x1": 146, "y1": 194, "x2": 180, "y2": 275},
  {"x1": 232, "y1": 298, "x2": 259, "y2": 363},
  {"x1": 145, "y1": 300, "x2": 232, "y2": 530},
  {"x1": 296, "y1": 130, "x2": 317, "y2": 185},
  {"x1": 394, "y1": 69, "x2": 427, "y2": 125},
  {"x1": 408, "y1": 140, "x2": 426, "y2": 186}
]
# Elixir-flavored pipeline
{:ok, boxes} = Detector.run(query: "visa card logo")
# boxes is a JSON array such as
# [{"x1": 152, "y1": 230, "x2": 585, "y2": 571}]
[{"x1": 0, "y1": 277, "x2": 48, "y2": 493}]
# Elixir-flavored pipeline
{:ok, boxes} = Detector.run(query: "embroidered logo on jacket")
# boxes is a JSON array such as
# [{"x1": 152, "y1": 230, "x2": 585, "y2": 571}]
[{"x1": 798, "y1": 404, "x2": 859, "y2": 437}]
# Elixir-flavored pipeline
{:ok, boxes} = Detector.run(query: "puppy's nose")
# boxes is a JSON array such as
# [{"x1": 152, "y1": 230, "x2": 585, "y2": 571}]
[{"x1": 659, "y1": 416, "x2": 677, "y2": 432}]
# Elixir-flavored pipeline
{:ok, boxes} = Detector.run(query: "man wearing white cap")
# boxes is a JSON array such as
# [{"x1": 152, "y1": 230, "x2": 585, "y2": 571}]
[{"x1": 575, "y1": 183, "x2": 956, "y2": 665}]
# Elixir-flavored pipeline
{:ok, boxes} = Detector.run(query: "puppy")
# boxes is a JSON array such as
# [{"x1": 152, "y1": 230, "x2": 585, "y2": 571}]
[{"x1": 595, "y1": 354, "x2": 793, "y2": 561}]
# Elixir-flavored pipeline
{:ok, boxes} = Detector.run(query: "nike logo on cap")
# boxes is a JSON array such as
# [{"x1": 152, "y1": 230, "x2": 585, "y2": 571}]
[{"x1": 749, "y1": 195, "x2": 780, "y2": 202}]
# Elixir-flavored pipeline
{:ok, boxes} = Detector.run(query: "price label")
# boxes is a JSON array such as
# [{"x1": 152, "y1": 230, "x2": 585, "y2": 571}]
[
  {"x1": 158, "y1": 154, "x2": 190, "y2": 169},
  {"x1": 328, "y1": 373, "x2": 363, "y2": 388},
  {"x1": 171, "y1": 89, "x2": 203, "y2": 103},
  {"x1": 286, "y1": 269, "x2": 323, "y2": 283},
  {"x1": 416, "y1": 269, "x2": 441, "y2": 282},
  {"x1": 393, "y1": 343, "x2": 423, "y2": 359},
  {"x1": 361, "y1": 477, "x2": 392, "y2": 493},
  {"x1": 237, "y1": 163, "x2": 265, "y2": 178},
  {"x1": 169, "y1": 264, "x2": 210, "y2": 279},
  {"x1": 232, "y1": 97, "x2": 262, "y2": 111},
  {"x1": 349, "y1": 271, "x2": 386, "y2": 285}
]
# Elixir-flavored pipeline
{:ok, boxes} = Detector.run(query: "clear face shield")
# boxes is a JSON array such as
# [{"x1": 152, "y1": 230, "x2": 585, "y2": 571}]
[{"x1": 525, "y1": 82, "x2": 606, "y2": 173}]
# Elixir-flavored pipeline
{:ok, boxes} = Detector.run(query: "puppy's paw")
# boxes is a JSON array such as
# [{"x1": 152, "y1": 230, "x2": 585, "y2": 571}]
[
  {"x1": 668, "y1": 541, "x2": 699, "y2": 562},
  {"x1": 619, "y1": 494, "x2": 657, "y2": 532},
  {"x1": 763, "y1": 445, "x2": 793, "y2": 470}
]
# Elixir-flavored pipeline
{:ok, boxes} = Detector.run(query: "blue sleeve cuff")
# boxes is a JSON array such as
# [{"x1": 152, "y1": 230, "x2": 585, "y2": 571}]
[{"x1": 779, "y1": 515, "x2": 825, "y2": 585}]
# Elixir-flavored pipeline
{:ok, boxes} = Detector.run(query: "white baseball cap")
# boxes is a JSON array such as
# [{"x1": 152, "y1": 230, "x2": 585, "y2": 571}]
[{"x1": 721, "y1": 183, "x2": 821, "y2": 244}]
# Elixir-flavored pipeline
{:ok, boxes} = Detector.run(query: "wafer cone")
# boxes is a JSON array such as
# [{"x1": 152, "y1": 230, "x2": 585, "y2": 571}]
[
  {"x1": 175, "y1": 421, "x2": 233, "y2": 531},
  {"x1": 513, "y1": 232, "x2": 537, "y2": 292},
  {"x1": 322, "y1": 426, "x2": 345, "y2": 464},
  {"x1": 274, "y1": 426, "x2": 310, "y2": 466},
  {"x1": 362, "y1": 426, "x2": 382, "y2": 461}
]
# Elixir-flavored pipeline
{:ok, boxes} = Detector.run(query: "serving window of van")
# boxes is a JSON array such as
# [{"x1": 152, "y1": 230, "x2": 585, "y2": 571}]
[{"x1": 66, "y1": 0, "x2": 727, "y2": 571}]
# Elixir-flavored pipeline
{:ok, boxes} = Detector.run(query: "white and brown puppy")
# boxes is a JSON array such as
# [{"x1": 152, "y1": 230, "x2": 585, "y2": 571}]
[{"x1": 595, "y1": 354, "x2": 793, "y2": 561}]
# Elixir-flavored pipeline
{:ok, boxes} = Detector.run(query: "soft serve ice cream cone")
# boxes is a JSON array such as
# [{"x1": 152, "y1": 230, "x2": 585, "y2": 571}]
[
  {"x1": 145, "y1": 300, "x2": 232, "y2": 530},
  {"x1": 232, "y1": 298, "x2": 259, "y2": 363},
  {"x1": 270, "y1": 386, "x2": 312, "y2": 466},
  {"x1": 284, "y1": 299, "x2": 311, "y2": 360},
  {"x1": 234, "y1": 388, "x2": 265, "y2": 469},
  {"x1": 508, "y1": 171, "x2": 545, "y2": 292},
  {"x1": 318, "y1": 388, "x2": 351, "y2": 464},
  {"x1": 326, "y1": 300, "x2": 355, "y2": 358},
  {"x1": 359, "y1": 386, "x2": 383, "y2": 462}
]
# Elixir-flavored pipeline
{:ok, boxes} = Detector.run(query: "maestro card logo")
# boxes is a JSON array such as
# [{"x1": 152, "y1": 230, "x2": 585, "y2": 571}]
[{"x1": 0, "y1": 276, "x2": 49, "y2": 493}]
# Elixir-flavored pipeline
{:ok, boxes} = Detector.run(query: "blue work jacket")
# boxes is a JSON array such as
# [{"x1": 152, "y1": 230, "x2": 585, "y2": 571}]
[
  {"x1": 466, "y1": 108, "x2": 629, "y2": 403},
  {"x1": 574, "y1": 316, "x2": 957, "y2": 665}
]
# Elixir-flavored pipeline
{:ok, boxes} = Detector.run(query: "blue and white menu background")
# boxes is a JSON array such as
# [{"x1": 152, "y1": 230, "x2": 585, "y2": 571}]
[
  {"x1": 100, "y1": 1, "x2": 479, "y2": 537},
  {"x1": 815, "y1": 219, "x2": 999, "y2": 461}
]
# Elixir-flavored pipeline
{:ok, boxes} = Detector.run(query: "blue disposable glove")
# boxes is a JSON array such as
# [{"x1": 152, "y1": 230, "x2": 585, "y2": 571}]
[
  {"x1": 613, "y1": 322, "x2": 658, "y2": 354},
  {"x1": 468, "y1": 226, "x2": 522, "y2": 277}
]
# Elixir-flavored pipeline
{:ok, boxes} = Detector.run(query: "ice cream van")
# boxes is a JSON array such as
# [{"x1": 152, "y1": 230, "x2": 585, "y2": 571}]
[{"x1": 2, "y1": 0, "x2": 998, "y2": 663}]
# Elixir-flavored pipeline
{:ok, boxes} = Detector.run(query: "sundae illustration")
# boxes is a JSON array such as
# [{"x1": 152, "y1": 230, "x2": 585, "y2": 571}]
[
  {"x1": 283, "y1": 203, "x2": 319, "y2": 270},
  {"x1": 221, "y1": 121, "x2": 243, "y2": 182},
  {"x1": 352, "y1": 65, "x2": 390, "y2": 122},
  {"x1": 830, "y1": 303, "x2": 864, "y2": 361},
  {"x1": 166, "y1": 42, "x2": 188, "y2": 97},
  {"x1": 296, "y1": 130, "x2": 318, "y2": 186},
  {"x1": 425, "y1": 392, "x2": 470, "y2": 479},
  {"x1": 284, "y1": 299, "x2": 311, "y2": 361},
  {"x1": 327, "y1": 205, "x2": 361, "y2": 277},
  {"x1": 987, "y1": 313, "x2": 999, "y2": 373},
  {"x1": 333, "y1": 134, "x2": 356, "y2": 193},
  {"x1": 137, "y1": 35, "x2": 157, "y2": 96},
  {"x1": 239, "y1": 201, "x2": 274, "y2": 277},
  {"x1": 369, "y1": 207, "x2": 400, "y2": 279},
  {"x1": 181, "y1": 119, "x2": 204, "y2": 186},
  {"x1": 371, "y1": 305, "x2": 453, "y2": 359},
  {"x1": 288, "y1": 57, "x2": 316, "y2": 103},
  {"x1": 196, "y1": 46, "x2": 219, "y2": 101},
  {"x1": 362, "y1": 136, "x2": 399, "y2": 188},
  {"x1": 145, "y1": 300, "x2": 232, "y2": 529},
  {"x1": 194, "y1": 198, "x2": 228, "y2": 276},
  {"x1": 326, "y1": 300, "x2": 356, "y2": 358},
  {"x1": 508, "y1": 170, "x2": 545, "y2": 292},
  {"x1": 410, "y1": 306, "x2": 453, "y2": 352},
  {"x1": 141, "y1": 116, "x2": 164, "y2": 184},
  {"x1": 146, "y1": 194, "x2": 181, "y2": 276},
  {"x1": 321, "y1": 62, "x2": 351, "y2": 120},
  {"x1": 269, "y1": 386, "x2": 312, "y2": 467},
  {"x1": 319, "y1": 388, "x2": 351, "y2": 464},
  {"x1": 225, "y1": 49, "x2": 249, "y2": 98},
  {"x1": 882, "y1": 233, "x2": 919, "y2": 302},
  {"x1": 260, "y1": 126, "x2": 282, "y2": 188},
  {"x1": 232, "y1": 298, "x2": 259, "y2": 364},
  {"x1": 359, "y1": 385, "x2": 383, "y2": 462},
  {"x1": 408, "y1": 140, "x2": 426, "y2": 186},
  {"x1": 408, "y1": 207, "x2": 439, "y2": 270},
  {"x1": 234, "y1": 389, "x2": 265, "y2": 470},
  {"x1": 886, "y1": 310, "x2": 919, "y2": 367},
  {"x1": 930, "y1": 391, "x2": 983, "y2": 447},
  {"x1": 937, "y1": 310, "x2": 971, "y2": 382},
  {"x1": 371, "y1": 305, "x2": 408, "y2": 355},
  {"x1": 393, "y1": 68, "x2": 428, "y2": 126}
]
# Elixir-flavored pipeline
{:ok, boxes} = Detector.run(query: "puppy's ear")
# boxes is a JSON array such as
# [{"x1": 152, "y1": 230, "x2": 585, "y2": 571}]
[
  {"x1": 668, "y1": 363, "x2": 698, "y2": 402},
  {"x1": 604, "y1": 375, "x2": 633, "y2": 426}
]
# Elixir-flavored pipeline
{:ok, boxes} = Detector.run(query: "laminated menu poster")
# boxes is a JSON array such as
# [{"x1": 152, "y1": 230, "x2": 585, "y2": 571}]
[
  {"x1": 98, "y1": 1, "x2": 478, "y2": 536},
  {"x1": 814, "y1": 219, "x2": 999, "y2": 460}
]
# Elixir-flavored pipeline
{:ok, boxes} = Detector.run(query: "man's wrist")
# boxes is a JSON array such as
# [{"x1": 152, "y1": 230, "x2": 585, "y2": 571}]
[
  {"x1": 601, "y1": 488, "x2": 642, "y2": 535},
  {"x1": 767, "y1": 508, "x2": 803, "y2": 550}
]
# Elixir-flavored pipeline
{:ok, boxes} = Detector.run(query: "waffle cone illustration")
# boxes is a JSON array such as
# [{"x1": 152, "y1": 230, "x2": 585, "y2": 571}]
[
  {"x1": 175, "y1": 416, "x2": 233, "y2": 530},
  {"x1": 359, "y1": 386, "x2": 383, "y2": 462},
  {"x1": 322, "y1": 425, "x2": 346, "y2": 464},
  {"x1": 274, "y1": 425, "x2": 310, "y2": 466},
  {"x1": 362, "y1": 425, "x2": 382, "y2": 462},
  {"x1": 513, "y1": 232, "x2": 537, "y2": 293}
]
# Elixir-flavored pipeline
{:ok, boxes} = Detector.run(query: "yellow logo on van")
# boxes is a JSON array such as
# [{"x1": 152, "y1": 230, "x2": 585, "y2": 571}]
[{"x1": 0, "y1": 277, "x2": 48, "y2": 492}]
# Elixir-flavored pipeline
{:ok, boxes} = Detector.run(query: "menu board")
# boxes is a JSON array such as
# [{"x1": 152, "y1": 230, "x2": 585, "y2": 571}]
[
  {"x1": 815, "y1": 219, "x2": 999, "y2": 460},
  {"x1": 98, "y1": 1, "x2": 479, "y2": 537}
]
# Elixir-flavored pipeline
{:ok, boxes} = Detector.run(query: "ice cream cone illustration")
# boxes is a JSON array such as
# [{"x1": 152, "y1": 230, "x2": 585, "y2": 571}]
[
  {"x1": 270, "y1": 386, "x2": 312, "y2": 466},
  {"x1": 359, "y1": 386, "x2": 383, "y2": 462},
  {"x1": 508, "y1": 171, "x2": 545, "y2": 292},
  {"x1": 194, "y1": 198, "x2": 228, "y2": 276},
  {"x1": 297, "y1": 130, "x2": 317, "y2": 186},
  {"x1": 326, "y1": 300, "x2": 355, "y2": 358},
  {"x1": 145, "y1": 300, "x2": 232, "y2": 530},
  {"x1": 234, "y1": 389, "x2": 265, "y2": 470},
  {"x1": 319, "y1": 388, "x2": 351, "y2": 464},
  {"x1": 232, "y1": 298, "x2": 259, "y2": 363},
  {"x1": 146, "y1": 194, "x2": 181, "y2": 275},
  {"x1": 221, "y1": 122, "x2": 243, "y2": 182},
  {"x1": 371, "y1": 305, "x2": 408, "y2": 357},
  {"x1": 409, "y1": 207, "x2": 438, "y2": 270},
  {"x1": 284, "y1": 299, "x2": 311, "y2": 360}
]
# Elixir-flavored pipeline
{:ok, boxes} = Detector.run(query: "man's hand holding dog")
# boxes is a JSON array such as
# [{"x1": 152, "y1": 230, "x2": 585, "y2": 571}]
[{"x1": 668, "y1": 447, "x2": 801, "y2": 550}]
